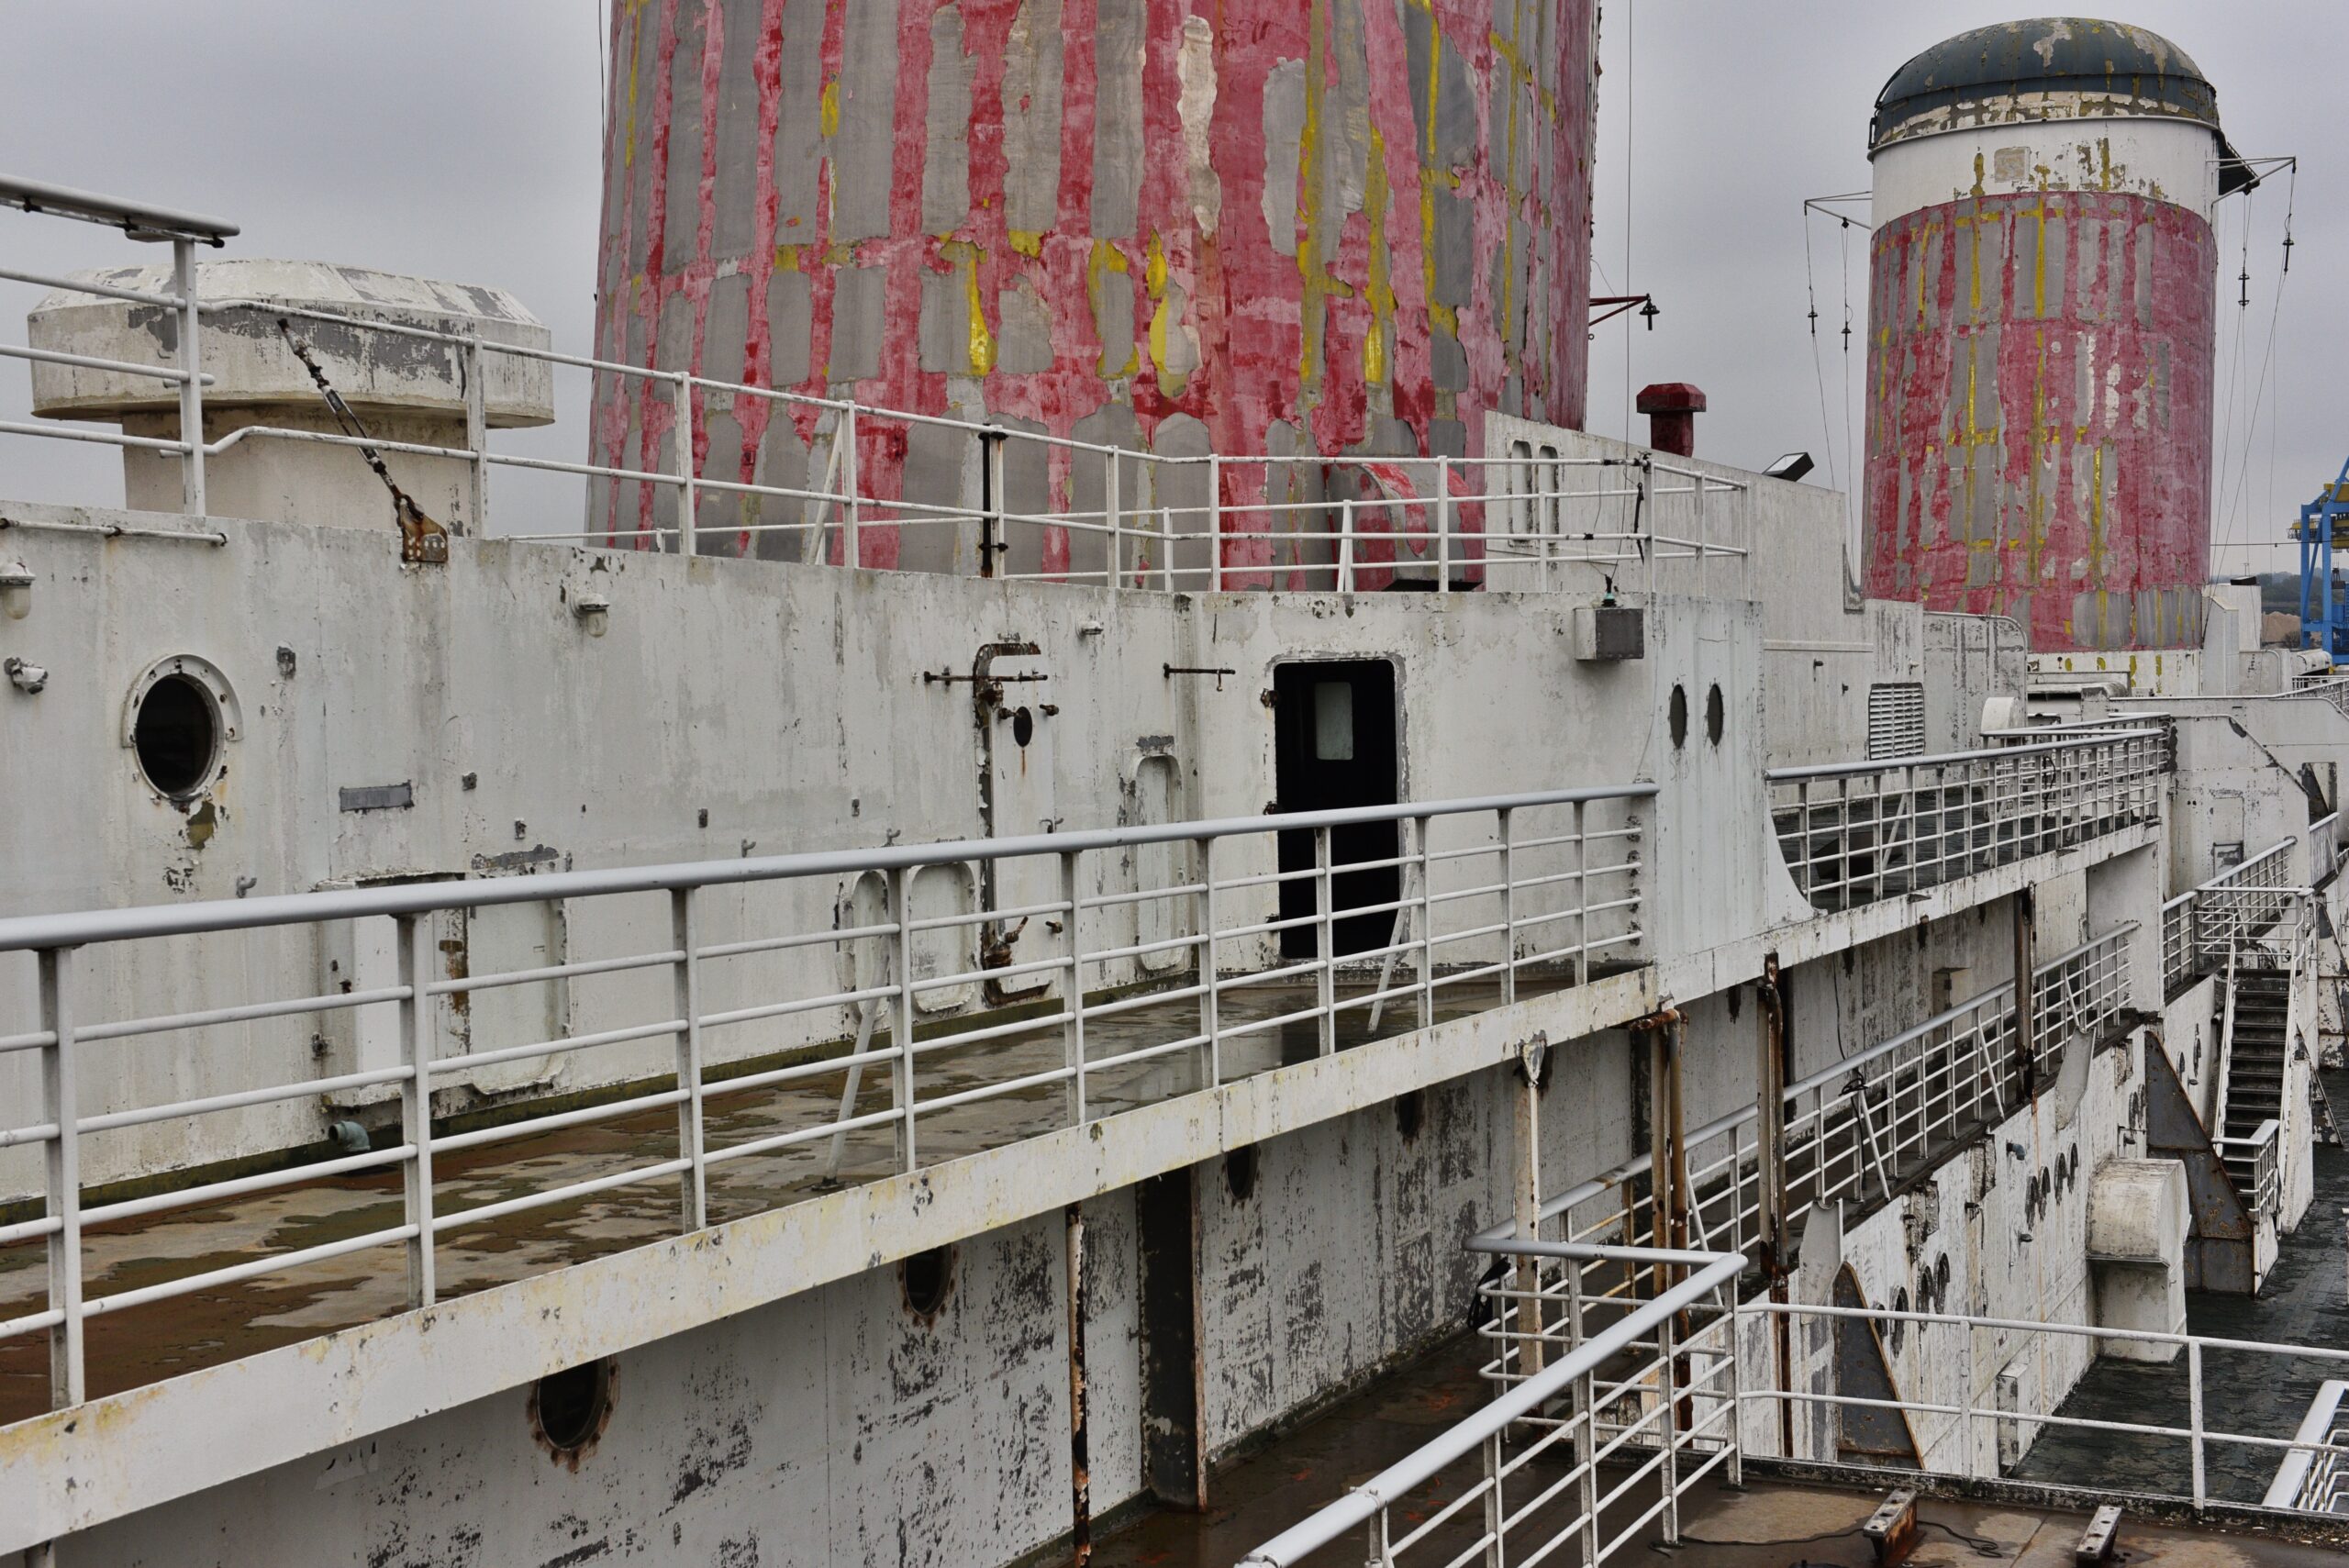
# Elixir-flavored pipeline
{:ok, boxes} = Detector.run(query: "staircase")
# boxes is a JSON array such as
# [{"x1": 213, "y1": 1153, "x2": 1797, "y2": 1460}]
[{"x1": 2219, "y1": 964, "x2": 2291, "y2": 1202}]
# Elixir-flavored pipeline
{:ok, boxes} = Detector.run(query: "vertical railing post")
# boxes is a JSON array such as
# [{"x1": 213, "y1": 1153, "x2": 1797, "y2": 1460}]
[
  {"x1": 1196, "y1": 836, "x2": 1220, "y2": 1086},
  {"x1": 892, "y1": 866, "x2": 918, "y2": 1173},
  {"x1": 1208, "y1": 451, "x2": 1224, "y2": 592},
  {"x1": 672, "y1": 886, "x2": 707, "y2": 1230},
  {"x1": 2189, "y1": 1338, "x2": 2208, "y2": 1509},
  {"x1": 1417, "y1": 815, "x2": 1436, "y2": 1030},
  {"x1": 1481, "y1": 1428, "x2": 1506, "y2": 1568},
  {"x1": 1574, "y1": 800, "x2": 1590, "y2": 988},
  {"x1": 1498, "y1": 807, "x2": 1518, "y2": 1006},
  {"x1": 1159, "y1": 505, "x2": 1175, "y2": 593},
  {"x1": 1725, "y1": 1309, "x2": 1744, "y2": 1487},
  {"x1": 1060, "y1": 850, "x2": 1087, "y2": 1125},
  {"x1": 673, "y1": 372, "x2": 697, "y2": 556},
  {"x1": 1576, "y1": 1367, "x2": 1601, "y2": 1564},
  {"x1": 462, "y1": 333, "x2": 488, "y2": 536},
  {"x1": 1958, "y1": 1310, "x2": 1976, "y2": 1475},
  {"x1": 173, "y1": 237, "x2": 206, "y2": 515},
  {"x1": 395, "y1": 915, "x2": 437, "y2": 1309},
  {"x1": 1104, "y1": 448, "x2": 1121, "y2": 588},
  {"x1": 1659, "y1": 1311, "x2": 1683, "y2": 1543},
  {"x1": 1314, "y1": 825, "x2": 1337, "y2": 1055},
  {"x1": 1435, "y1": 455, "x2": 1453, "y2": 594},
  {"x1": 841, "y1": 400, "x2": 862, "y2": 567},
  {"x1": 1338, "y1": 497, "x2": 1355, "y2": 593},
  {"x1": 37, "y1": 948, "x2": 82, "y2": 1409}
]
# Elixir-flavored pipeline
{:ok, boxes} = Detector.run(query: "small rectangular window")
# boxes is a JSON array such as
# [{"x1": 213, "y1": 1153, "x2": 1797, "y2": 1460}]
[
  {"x1": 1866, "y1": 683, "x2": 1926, "y2": 760},
  {"x1": 1313, "y1": 681, "x2": 1354, "y2": 761}
]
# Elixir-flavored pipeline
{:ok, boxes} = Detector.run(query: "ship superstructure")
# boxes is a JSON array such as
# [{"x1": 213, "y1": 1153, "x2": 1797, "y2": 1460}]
[{"x1": 2, "y1": 13, "x2": 2348, "y2": 1568}]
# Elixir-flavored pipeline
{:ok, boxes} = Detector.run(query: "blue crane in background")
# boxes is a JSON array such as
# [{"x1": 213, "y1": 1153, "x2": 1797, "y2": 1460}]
[{"x1": 2296, "y1": 457, "x2": 2349, "y2": 663}]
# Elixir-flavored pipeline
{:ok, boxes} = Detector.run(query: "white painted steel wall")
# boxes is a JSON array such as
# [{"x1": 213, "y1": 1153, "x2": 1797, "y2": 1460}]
[{"x1": 1872, "y1": 116, "x2": 2223, "y2": 228}]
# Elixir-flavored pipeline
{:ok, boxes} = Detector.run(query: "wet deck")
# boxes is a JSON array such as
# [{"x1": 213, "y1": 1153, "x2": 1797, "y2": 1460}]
[
  {"x1": 2014, "y1": 1067, "x2": 2349, "y2": 1505},
  {"x1": 1093, "y1": 1334, "x2": 2346, "y2": 1568},
  {"x1": 0, "y1": 971, "x2": 1587, "y2": 1426}
]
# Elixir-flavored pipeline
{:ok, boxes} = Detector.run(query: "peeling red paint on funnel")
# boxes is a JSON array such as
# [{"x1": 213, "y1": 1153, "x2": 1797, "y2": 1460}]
[
  {"x1": 1859, "y1": 18, "x2": 2236, "y2": 652},
  {"x1": 591, "y1": 0, "x2": 1599, "y2": 588}
]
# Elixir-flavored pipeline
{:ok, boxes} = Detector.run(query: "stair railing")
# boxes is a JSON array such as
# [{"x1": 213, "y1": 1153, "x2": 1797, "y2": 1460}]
[{"x1": 2212, "y1": 940, "x2": 2240, "y2": 1143}]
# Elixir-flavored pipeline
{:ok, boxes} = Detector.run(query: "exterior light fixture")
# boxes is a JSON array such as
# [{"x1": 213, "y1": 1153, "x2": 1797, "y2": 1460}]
[
  {"x1": 573, "y1": 589, "x2": 610, "y2": 638},
  {"x1": 0, "y1": 562, "x2": 30, "y2": 620}
]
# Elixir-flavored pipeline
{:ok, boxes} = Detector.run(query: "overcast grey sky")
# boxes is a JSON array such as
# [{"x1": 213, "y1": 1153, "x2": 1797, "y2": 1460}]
[{"x1": 1, "y1": 2, "x2": 2338, "y2": 573}]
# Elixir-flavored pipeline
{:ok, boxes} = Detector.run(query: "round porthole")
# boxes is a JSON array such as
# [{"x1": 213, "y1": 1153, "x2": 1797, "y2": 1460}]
[
  {"x1": 1011, "y1": 706, "x2": 1035, "y2": 748},
  {"x1": 133, "y1": 675, "x2": 217, "y2": 795},
  {"x1": 530, "y1": 1358, "x2": 615, "y2": 1467},
  {"x1": 1225, "y1": 1144, "x2": 1259, "y2": 1204},
  {"x1": 1667, "y1": 684, "x2": 1688, "y2": 749},
  {"x1": 1706, "y1": 684, "x2": 1725, "y2": 746},
  {"x1": 124, "y1": 654, "x2": 239, "y2": 800},
  {"x1": 901, "y1": 1245, "x2": 955, "y2": 1318},
  {"x1": 1395, "y1": 1090, "x2": 1424, "y2": 1143}
]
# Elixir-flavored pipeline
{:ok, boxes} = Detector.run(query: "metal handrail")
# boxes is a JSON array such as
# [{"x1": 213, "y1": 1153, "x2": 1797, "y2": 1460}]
[
  {"x1": 1, "y1": 169, "x2": 1752, "y2": 595},
  {"x1": 0, "y1": 784, "x2": 1651, "y2": 953},
  {"x1": 1764, "y1": 726, "x2": 2165, "y2": 783},
  {"x1": 1237, "y1": 1243, "x2": 1745, "y2": 1566},
  {"x1": 1495, "y1": 922, "x2": 2136, "y2": 1246},
  {"x1": 0, "y1": 174, "x2": 237, "y2": 243},
  {"x1": 0, "y1": 779, "x2": 1653, "y2": 1414}
]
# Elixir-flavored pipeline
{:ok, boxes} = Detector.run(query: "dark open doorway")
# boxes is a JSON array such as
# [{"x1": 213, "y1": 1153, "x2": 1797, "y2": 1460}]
[{"x1": 1274, "y1": 661, "x2": 1399, "y2": 959}]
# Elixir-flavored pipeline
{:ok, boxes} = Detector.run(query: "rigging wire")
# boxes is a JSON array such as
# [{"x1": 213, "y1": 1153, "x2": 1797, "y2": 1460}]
[
  {"x1": 1840, "y1": 211, "x2": 1858, "y2": 554},
  {"x1": 2221, "y1": 165, "x2": 2297, "y2": 567},
  {"x1": 1621, "y1": 0, "x2": 1635, "y2": 443},
  {"x1": 2215, "y1": 183, "x2": 2254, "y2": 564},
  {"x1": 1802, "y1": 211, "x2": 1841, "y2": 497}
]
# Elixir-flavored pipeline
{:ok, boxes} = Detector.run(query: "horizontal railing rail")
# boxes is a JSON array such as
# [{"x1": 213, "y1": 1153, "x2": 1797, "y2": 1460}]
[
  {"x1": 1767, "y1": 728, "x2": 2166, "y2": 911},
  {"x1": 1245, "y1": 1257, "x2": 2349, "y2": 1565},
  {"x1": 1480, "y1": 923, "x2": 2135, "y2": 1299},
  {"x1": 0, "y1": 781, "x2": 1650, "y2": 1418},
  {"x1": 3, "y1": 172, "x2": 1750, "y2": 596},
  {"x1": 2267, "y1": 1380, "x2": 2349, "y2": 1514},
  {"x1": 1746, "y1": 1298, "x2": 2349, "y2": 1513},
  {"x1": 2164, "y1": 835, "x2": 2299, "y2": 993},
  {"x1": 1237, "y1": 1242, "x2": 1744, "y2": 1567}
]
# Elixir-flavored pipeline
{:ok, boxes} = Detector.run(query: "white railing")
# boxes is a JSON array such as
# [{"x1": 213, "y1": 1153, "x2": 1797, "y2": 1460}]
[
  {"x1": 1488, "y1": 925, "x2": 2134, "y2": 1307},
  {"x1": 2267, "y1": 1381, "x2": 2349, "y2": 1514},
  {"x1": 1746, "y1": 1299, "x2": 2349, "y2": 1513},
  {"x1": 1, "y1": 172, "x2": 1750, "y2": 596},
  {"x1": 0, "y1": 783, "x2": 1648, "y2": 1416},
  {"x1": 2310, "y1": 810, "x2": 2342, "y2": 884},
  {"x1": 1237, "y1": 1242, "x2": 1744, "y2": 1568},
  {"x1": 1767, "y1": 729, "x2": 2167, "y2": 912},
  {"x1": 0, "y1": 175, "x2": 231, "y2": 515},
  {"x1": 2163, "y1": 836, "x2": 2299, "y2": 992},
  {"x1": 2215, "y1": 1118, "x2": 2283, "y2": 1218},
  {"x1": 1244, "y1": 1276, "x2": 2349, "y2": 1564}
]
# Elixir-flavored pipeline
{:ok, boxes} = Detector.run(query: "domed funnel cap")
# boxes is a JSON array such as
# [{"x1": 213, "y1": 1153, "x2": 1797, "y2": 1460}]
[{"x1": 1869, "y1": 17, "x2": 2254, "y2": 192}]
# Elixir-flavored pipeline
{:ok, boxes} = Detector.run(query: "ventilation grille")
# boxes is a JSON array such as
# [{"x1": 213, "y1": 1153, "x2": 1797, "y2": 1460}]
[{"x1": 1867, "y1": 683, "x2": 1926, "y2": 760}]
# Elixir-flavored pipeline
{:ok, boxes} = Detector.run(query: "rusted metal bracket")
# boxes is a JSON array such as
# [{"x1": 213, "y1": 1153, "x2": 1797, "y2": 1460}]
[
  {"x1": 1163, "y1": 664, "x2": 1236, "y2": 690},
  {"x1": 1863, "y1": 1488, "x2": 1920, "y2": 1566}
]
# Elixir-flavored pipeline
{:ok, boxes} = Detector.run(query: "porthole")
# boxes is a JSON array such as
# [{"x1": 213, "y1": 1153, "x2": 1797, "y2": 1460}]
[
  {"x1": 1011, "y1": 706, "x2": 1035, "y2": 748},
  {"x1": 901, "y1": 1245, "x2": 955, "y2": 1318},
  {"x1": 1705, "y1": 684, "x2": 1724, "y2": 746},
  {"x1": 530, "y1": 1359, "x2": 615, "y2": 1467},
  {"x1": 1225, "y1": 1144, "x2": 1259, "y2": 1204},
  {"x1": 1667, "y1": 684, "x2": 1688, "y2": 749},
  {"x1": 123, "y1": 654, "x2": 239, "y2": 800},
  {"x1": 133, "y1": 675, "x2": 217, "y2": 795},
  {"x1": 1395, "y1": 1090, "x2": 1424, "y2": 1143}
]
